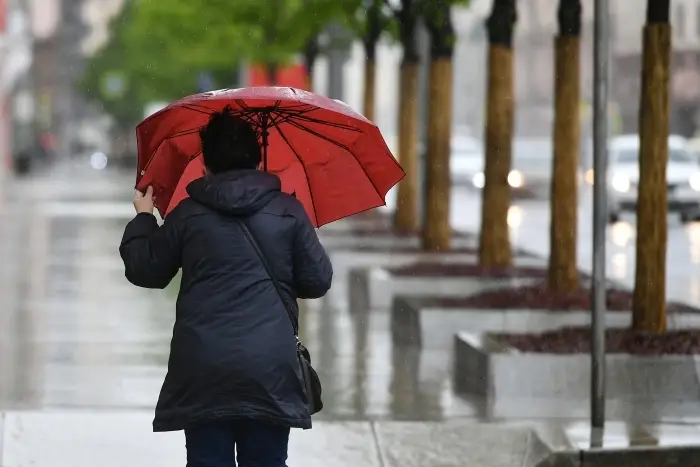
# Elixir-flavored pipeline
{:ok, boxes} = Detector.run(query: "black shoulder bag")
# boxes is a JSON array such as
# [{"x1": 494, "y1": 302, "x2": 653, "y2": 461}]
[{"x1": 236, "y1": 219, "x2": 324, "y2": 415}]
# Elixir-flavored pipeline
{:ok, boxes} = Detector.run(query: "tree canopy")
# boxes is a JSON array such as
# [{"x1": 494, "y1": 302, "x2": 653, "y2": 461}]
[{"x1": 80, "y1": 0, "x2": 344, "y2": 128}]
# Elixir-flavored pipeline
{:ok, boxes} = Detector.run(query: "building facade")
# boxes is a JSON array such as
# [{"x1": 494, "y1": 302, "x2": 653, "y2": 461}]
[
  {"x1": 518, "y1": 0, "x2": 700, "y2": 137},
  {"x1": 0, "y1": 0, "x2": 33, "y2": 175},
  {"x1": 26, "y1": 0, "x2": 122, "y2": 158}
]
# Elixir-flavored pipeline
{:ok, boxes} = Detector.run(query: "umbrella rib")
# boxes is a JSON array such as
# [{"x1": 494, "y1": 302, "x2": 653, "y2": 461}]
[
  {"x1": 284, "y1": 113, "x2": 362, "y2": 131},
  {"x1": 181, "y1": 103, "x2": 215, "y2": 115},
  {"x1": 188, "y1": 149, "x2": 203, "y2": 163},
  {"x1": 237, "y1": 112, "x2": 262, "y2": 131},
  {"x1": 232, "y1": 99, "x2": 315, "y2": 113},
  {"x1": 139, "y1": 143, "x2": 201, "y2": 184},
  {"x1": 142, "y1": 104, "x2": 213, "y2": 171},
  {"x1": 274, "y1": 124, "x2": 319, "y2": 225},
  {"x1": 226, "y1": 104, "x2": 362, "y2": 135},
  {"x1": 241, "y1": 106, "x2": 359, "y2": 132},
  {"x1": 165, "y1": 128, "x2": 202, "y2": 139},
  {"x1": 234, "y1": 99, "x2": 250, "y2": 110},
  {"x1": 286, "y1": 120, "x2": 352, "y2": 152},
  {"x1": 286, "y1": 121, "x2": 385, "y2": 203},
  {"x1": 269, "y1": 110, "x2": 360, "y2": 132},
  {"x1": 139, "y1": 128, "x2": 202, "y2": 172}
]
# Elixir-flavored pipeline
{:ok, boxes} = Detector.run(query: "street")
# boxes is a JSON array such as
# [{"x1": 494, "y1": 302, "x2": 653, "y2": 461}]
[{"x1": 2, "y1": 165, "x2": 700, "y2": 465}]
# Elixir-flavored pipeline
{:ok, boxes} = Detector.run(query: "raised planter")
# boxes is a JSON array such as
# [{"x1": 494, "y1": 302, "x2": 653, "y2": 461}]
[
  {"x1": 443, "y1": 282, "x2": 699, "y2": 314},
  {"x1": 453, "y1": 329, "x2": 700, "y2": 403},
  {"x1": 390, "y1": 296, "x2": 642, "y2": 349},
  {"x1": 319, "y1": 229, "x2": 476, "y2": 250},
  {"x1": 336, "y1": 249, "x2": 479, "y2": 312},
  {"x1": 393, "y1": 288, "x2": 700, "y2": 349},
  {"x1": 330, "y1": 245, "x2": 540, "y2": 274},
  {"x1": 348, "y1": 260, "x2": 547, "y2": 311}
]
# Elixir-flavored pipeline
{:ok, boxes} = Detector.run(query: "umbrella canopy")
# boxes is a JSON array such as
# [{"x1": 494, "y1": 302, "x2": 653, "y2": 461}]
[{"x1": 136, "y1": 87, "x2": 404, "y2": 226}]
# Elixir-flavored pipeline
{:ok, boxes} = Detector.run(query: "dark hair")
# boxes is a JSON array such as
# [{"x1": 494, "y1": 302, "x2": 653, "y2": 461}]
[{"x1": 199, "y1": 106, "x2": 261, "y2": 173}]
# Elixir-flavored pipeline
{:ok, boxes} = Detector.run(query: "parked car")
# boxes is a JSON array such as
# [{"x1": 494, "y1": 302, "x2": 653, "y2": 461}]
[
  {"x1": 688, "y1": 136, "x2": 700, "y2": 163},
  {"x1": 608, "y1": 134, "x2": 700, "y2": 223},
  {"x1": 509, "y1": 139, "x2": 553, "y2": 196},
  {"x1": 469, "y1": 138, "x2": 580, "y2": 197}
]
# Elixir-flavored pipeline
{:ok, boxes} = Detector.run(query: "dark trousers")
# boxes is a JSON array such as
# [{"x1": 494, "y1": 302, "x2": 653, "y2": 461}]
[{"x1": 185, "y1": 420, "x2": 290, "y2": 467}]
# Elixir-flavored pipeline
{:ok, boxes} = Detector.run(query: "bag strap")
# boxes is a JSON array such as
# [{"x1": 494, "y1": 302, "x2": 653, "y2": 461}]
[{"x1": 236, "y1": 219, "x2": 299, "y2": 336}]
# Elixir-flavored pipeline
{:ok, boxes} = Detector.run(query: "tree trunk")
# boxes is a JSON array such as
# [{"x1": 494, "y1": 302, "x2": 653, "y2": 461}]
[
  {"x1": 479, "y1": 46, "x2": 514, "y2": 267},
  {"x1": 548, "y1": 0, "x2": 581, "y2": 293},
  {"x1": 363, "y1": 3, "x2": 381, "y2": 122},
  {"x1": 479, "y1": 0, "x2": 516, "y2": 267},
  {"x1": 303, "y1": 36, "x2": 319, "y2": 92},
  {"x1": 265, "y1": 63, "x2": 278, "y2": 85},
  {"x1": 307, "y1": 69, "x2": 315, "y2": 93},
  {"x1": 632, "y1": 4, "x2": 671, "y2": 334},
  {"x1": 393, "y1": 0, "x2": 420, "y2": 231},
  {"x1": 363, "y1": 59, "x2": 376, "y2": 121},
  {"x1": 393, "y1": 61, "x2": 420, "y2": 231},
  {"x1": 422, "y1": 0, "x2": 454, "y2": 251},
  {"x1": 421, "y1": 58, "x2": 453, "y2": 251}
]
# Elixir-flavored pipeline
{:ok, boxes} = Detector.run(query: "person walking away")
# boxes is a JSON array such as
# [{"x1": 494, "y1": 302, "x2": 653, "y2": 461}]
[{"x1": 119, "y1": 107, "x2": 333, "y2": 467}]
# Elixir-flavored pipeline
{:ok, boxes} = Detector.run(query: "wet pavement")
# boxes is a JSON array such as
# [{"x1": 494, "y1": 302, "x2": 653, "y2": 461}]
[{"x1": 1, "y1": 164, "x2": 700, "y2": 465}]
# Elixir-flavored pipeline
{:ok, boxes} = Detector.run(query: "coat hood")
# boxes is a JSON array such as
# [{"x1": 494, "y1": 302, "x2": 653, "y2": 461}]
[{"x1": 186, "y1": 169, "x2": 281, "y2": 215}]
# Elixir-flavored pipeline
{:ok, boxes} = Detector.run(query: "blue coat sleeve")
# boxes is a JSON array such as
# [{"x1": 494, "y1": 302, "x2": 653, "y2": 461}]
[
  {"x1": 292, "y1": 210, "x2": 333, "y2": 299},
  {"x1": 119, "y1": 212, "x2": 182, "y2": 289}
]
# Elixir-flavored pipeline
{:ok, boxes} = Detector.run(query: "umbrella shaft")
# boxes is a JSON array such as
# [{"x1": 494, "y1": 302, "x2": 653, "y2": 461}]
[{"x1": 261, "y1": 113, "x2": 269, "y2": 171}]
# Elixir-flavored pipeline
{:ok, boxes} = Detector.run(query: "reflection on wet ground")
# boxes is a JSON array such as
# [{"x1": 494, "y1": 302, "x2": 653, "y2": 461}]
[{"x1": 0, "y1": 171, "x2": 173, "y2": 410}]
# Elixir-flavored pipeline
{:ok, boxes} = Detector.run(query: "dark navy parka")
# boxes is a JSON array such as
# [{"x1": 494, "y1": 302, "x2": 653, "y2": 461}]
[{"x1": 119, "y1": 170, "x2": 333, "y2": 432}]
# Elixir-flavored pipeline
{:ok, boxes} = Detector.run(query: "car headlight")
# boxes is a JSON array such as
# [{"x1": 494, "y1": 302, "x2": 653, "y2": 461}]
[
  {"x1": 611, "y1": 174, "x2": 630, "y2": 192},
  {"x1": 508, "y1": 170, "x2": 524, "y2": 188},
  {"x1": 472, "y1": 170, "x2": 524, "y2": 188},
  {"x1": 690, "y1": 173, "x2": 700, "y2": 191},
  {"x1": 585, "y1": 169, "x2": 594, "y2": 185}
]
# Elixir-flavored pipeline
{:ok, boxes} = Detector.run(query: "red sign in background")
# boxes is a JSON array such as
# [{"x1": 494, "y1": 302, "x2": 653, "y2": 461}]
[
  {"x1": 247, "y1": 62, "x2": 310, "y2": 89},
  {"x1": 0, "y1": 0, "x2": 6, "y2": 33}
]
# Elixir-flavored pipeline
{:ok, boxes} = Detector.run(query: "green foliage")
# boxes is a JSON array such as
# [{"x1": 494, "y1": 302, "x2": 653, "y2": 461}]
[
  {"x1": 80, "y1": 0, "x2": 343, "y2": 128},
  {"x1": 417, "y1": 0, "x2": 471, "y2": 32},
  {"x1": 338, "y1": 0, "x2": 473, "y2": 51},
  {"x1": 126, "y1": 0, "x2": 343, "y2": 68},
  {"x1": 416, "y1": 0, "x2": 471, "y2": 55},
  {"x1": 341, "y1": 0, "x2": 396, "y2": 45},
  {"x1": 80, "y1": 1, "x2": 148, "y2": 130}
]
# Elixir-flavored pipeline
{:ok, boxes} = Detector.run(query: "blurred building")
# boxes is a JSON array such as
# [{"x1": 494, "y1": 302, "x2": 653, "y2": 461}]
[
  {"x1": 28, "y1": 0, "x2": 60, "y2": 138},
  {"x1": 27, "y1": 0, "x2": 123, "y2": 159},
  {"x1": 518, "y1": 0, "x2": 700, "y2": 137},
  {"x1": 0, "y1": 0, "x2": 33, "y2": 175},
  {"x1": 81, "y1": 0, "x2": 124, "y2": 56}
]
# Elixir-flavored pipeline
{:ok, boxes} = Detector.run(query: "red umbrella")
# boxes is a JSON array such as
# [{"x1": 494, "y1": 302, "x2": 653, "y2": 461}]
[{"x1": 135, "y1": 87, "x2": 404, "y2": 227}]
